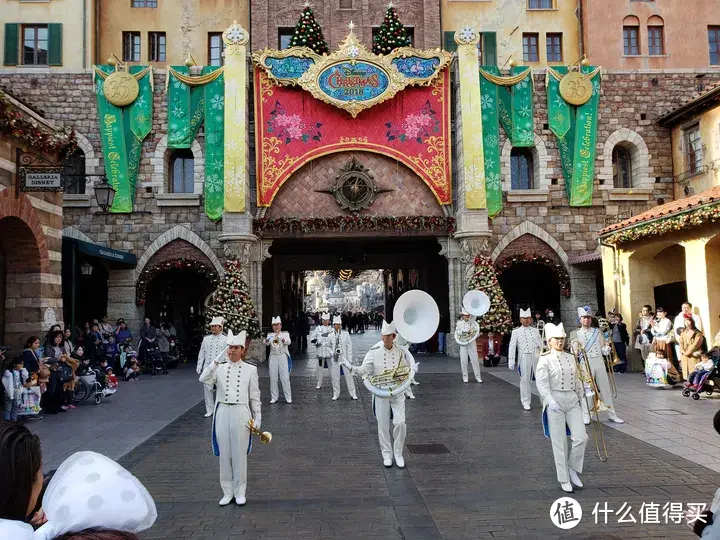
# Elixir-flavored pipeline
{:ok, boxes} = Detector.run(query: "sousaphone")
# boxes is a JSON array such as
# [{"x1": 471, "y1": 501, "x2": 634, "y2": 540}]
[{"x1": 462, "y1": 290, "x2": 491, "y2": 317}]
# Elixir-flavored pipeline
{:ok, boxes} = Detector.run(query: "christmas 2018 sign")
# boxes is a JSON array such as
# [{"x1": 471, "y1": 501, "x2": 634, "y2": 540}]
[{"x1": 318, "y1": 62, "x2": 390, "y2": 101}]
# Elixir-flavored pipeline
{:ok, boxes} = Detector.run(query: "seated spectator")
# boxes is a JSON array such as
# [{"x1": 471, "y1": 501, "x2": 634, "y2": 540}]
[
  {"x1": 120, "y1": 345, "x2": 140, "y2": 382},
  {"x1": 21, "y1": 336, "x2": 41, "y2": 376},
  {"x1": 102, "y1": 335, "x2": 120, "y2": 367},
  {"x1": 0, "y1": 422, "x2": 45, "y2": 537},
  {"x1": 115, "y1": 320, "x2": 132, "y2": 345},
  {"x1": 105, "y1": 368, "x2": 118, "y2": 391},
  {"x1": 85, "y1": 324, "x2": 104, "y2": 362},
  {"x1": 43, "y1": 324, "x2": 62, "y2": 350},
  {"x1": 686, "y1": 352, "x2": 716, "y2": 390},
  {"x1": 63, "y1": 328, "x2": 75, "y2": 355},
  {"x1": 100, "y1": 315, "x2": 114, "y2": 343}
]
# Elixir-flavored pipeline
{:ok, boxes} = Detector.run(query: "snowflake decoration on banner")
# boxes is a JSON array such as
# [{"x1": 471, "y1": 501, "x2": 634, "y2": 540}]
[
  {"x1": 226, "y1": 139, "x2": 238, "y2": 152},
  {"x1": 135, "y1": 95, "x2": 147, "y2": 108},
  {"x1": 172, "y1": 78, "x2": 186, "y2": 90},
  {"x1": 515, "y1": 78, "x2": 529, "y2": 90},
  {"x1": 95, "y1": 81, "x2": 104, "y2": 95},
  {"x1": 210, "y1": 94, "x2": 224, "y2": 110},
  {"x1": 485, "y1": 157, "x2": 496, "y2": 170},
  {"x1": 225, "y1": 166, "x2": 245, "y2": 195},
  {"x1": 486, "y1": 171, "x2": 502, "y2": 191},
  {"x1": 347, "y1": 45, "x2": 360, "y2": 58},
  {"x1": 206, "y1": 132, "x2": 220, "y2": 145},
  {"x1": 484, "y1": 134, "x2": 498, "y2": 147},
  {"x1": 211, "y1": 158, "x2": 223, "y2": 170},
  {"x1": 518, "y1": 129, "x2": 533, "y2": 142},
  {"x1": 457, "y1": 26, "x2": 476, "y2": 45},
  {"x1": 517, "y1": 105, "x2": 532, "y2": 118},
  {"x1": 553, "y1": 95, "x2": 566, "y2": 108},
  {"x1": 171, "y1": 105, "x2": 185, "y2": 118},
  {"x1": 205, "y1": 174, "x2": 223, "y2": 193},
  {"x1": 592, "y1": 79, "x2": 601, "y2": 96},
  {"x1": 481, "y1": 94, "x2": 495, "y2": 110}
]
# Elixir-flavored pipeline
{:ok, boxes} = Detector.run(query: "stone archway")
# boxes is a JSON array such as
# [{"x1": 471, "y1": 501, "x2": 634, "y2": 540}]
[
  {"x1": 135, "y1": 225, "x2": 223, "y2": 281},
  {"x1": 62, "y1": 226, "x2": 95, "y2": 245},
  {"x1": 500, "y1": 134, "x2": 551, "y2": 191},
  {"x1": 151, "y1": 135, "x2": 205, "y2": 194},
  {"x1": 491, "y1": 220, "x2": 569, "y2": 265}
]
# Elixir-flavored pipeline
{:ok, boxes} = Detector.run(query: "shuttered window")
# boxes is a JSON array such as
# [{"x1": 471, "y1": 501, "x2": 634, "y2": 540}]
[{"x1": 4, "y1": 23, "x2": 61, "y2": 66}]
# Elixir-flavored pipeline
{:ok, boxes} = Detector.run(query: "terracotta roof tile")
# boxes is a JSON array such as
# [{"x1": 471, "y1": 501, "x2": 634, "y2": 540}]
[{"x1": 599, "y1": 185, "x2": 720, "y2": 235}]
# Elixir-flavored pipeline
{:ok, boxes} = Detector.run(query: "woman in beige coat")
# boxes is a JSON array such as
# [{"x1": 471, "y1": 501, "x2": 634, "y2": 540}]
[{"x1": 678, "y1": 317, "x2": 704, "y2": 380}]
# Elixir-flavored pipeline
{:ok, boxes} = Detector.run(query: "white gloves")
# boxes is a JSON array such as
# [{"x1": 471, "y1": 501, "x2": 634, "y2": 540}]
[
  {"x1": 339, "y1": 361, "x2": 353, "y2": 371},
  {"x1": 547, "y1": 399, "x2": 561, "y2": 414},
  {"x1": 252, "y1": 418, "x2": 261, "y2": 430},
  {"x1": 196, "y1": 365, "x2": 202, "y2": 375},
  {"x1": 583, "y1": 383, "x2": 595, "y2": 398},
  {"x1": 508, "y1": 361, "x2": 515, "y2": 371},
  {"x1": 411, "y1": 362, "x2": 419, "y2": 375},
  {"x1": 602, "y1": 346, "x2": 611, "y2": 356}
]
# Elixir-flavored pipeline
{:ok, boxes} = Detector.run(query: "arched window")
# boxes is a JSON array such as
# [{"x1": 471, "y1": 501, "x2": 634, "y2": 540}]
[
  {"x1": 169, "y1": 149, "x2": 194, "y2": 193},
  {"x1": 647, "y1": 16, "x2": 665, "y2": 56},
  {"x1": 510, "y1": 147, "x2": 534, "y2": 190},
  {"x1": 63, "y1": 148, "x2": 86, "y2": 194},
  {"x1": 612, "y1": 145, "x2": 633, "y2": 188},
  {"x1": 623, "y1": 15, "x2": 641, "y2": 56}
]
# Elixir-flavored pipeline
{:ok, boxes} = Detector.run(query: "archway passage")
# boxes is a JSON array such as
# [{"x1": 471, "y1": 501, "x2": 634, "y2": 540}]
[
  {"x1": 143, "y1": 267, "x2": 217, "y2": 358},
  {"x1": 263, "y1": 236, "x2": 449, "y2": 352},
  {"x1": 0, "y1": 216, "x2": 43, "y2": 346},
  {"x1": 498, "y1": 262, "x2": 561, "y2": 324}
]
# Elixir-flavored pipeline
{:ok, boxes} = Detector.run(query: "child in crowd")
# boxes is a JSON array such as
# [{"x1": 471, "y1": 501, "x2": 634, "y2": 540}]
[
  {"x1": 121, "y1": 344, "x2": 141, "y2": 382},
  {"x1": 686, "y1": 352, "x2": 717, "y2": 390},
  {"x1": 2, "y1": 357, "x2": 28, "y2": 421},
  {"x1": 17, "y1": 372, "x2": 42, "y2": 418},
  {"x1": 103, "y1": 334, "x2": 120, "y2": 367},
  {"x1": 105, "y1": 367, "x2": 119, "y2": 390}
]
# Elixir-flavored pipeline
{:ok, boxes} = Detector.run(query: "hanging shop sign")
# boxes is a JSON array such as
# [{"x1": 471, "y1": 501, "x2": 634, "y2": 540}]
[{"x1": 20, "y1": 167, "x2": 63, "y2": 191}]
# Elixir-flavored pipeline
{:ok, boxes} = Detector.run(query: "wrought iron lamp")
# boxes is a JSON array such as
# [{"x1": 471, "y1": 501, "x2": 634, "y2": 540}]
[
  {"x1": 80, "y1": 262, "x2": 94, "y2": 276},
  {"x1": 93, "y1": 178, "x2": 116, "y2": 213}
]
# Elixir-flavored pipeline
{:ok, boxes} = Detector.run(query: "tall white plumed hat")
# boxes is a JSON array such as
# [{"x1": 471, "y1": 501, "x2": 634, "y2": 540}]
[
  {"x1": 577, "y1": 305, "x2": 593, "y2": 319},
  {"x1": 544, "y1": 322, "x2": 566, "y2": 340},
  {"x1": 332, "y1": 315, "x2": 342, "y2": 325},
  {"x1": 209, "y1": 316, "x2": 224, "y2": 327},
  {"x1": 461, "y1": 307, "x2": 470, "y2": 316},
  {"x1": 226, "y1": 329, "x2": 247, "y2": 347},
  {"x1": 321, "y1": 312, "x2": 330, "y2": 320},
  {"x1": 381, "y1": 319, "x2": 397, "y2": 336},
  {"x1": 519, "y1": 308, "x2": 531, "y2": 318},
  {"x1": 271, "y1": 316, "x2": 281, "y2": 325}
]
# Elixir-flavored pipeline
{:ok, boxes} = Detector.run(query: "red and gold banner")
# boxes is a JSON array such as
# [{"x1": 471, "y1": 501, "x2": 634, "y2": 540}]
[{"x1": 254, "y1": 67, "x2": 451, "y2": 207}]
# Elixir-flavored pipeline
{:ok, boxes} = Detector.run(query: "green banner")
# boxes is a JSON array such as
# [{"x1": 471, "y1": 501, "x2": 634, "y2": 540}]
[
  {"x1": 547, "y1": 66, "x2": 601, "y2": 206},
  {"x1": 94, "y1": 65, "x2": 153, "y2": 213},
  {"x1": 495, "y1": 67, "x2": 534, "y2": 147},
  {"x1": 478, "y1": 66, "x2": 534, "y2": 218},
  {"x1": 167, "y1": 66, "x2": 204, "y2": 149},
  {"x1": 479, "y1": 73, "x2": 502, "y2": 218},
  {"x1": 202, "y1": 67, "x2": 225, "y2": 221}
]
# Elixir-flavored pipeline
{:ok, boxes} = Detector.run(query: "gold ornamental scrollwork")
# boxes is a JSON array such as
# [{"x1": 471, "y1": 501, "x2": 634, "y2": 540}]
[
  {"x1": 223, "y1": 20, "x2": 250, "y2": 58},
  {"x1": 252, "y1": 47, "x2": 322, "y2": 87},
  {"x1": 103, "y1": 71, "x2": 139, "y2": 107},
  {"x1": 254, "y1": 29, "x2": 451, "y2": 118}
]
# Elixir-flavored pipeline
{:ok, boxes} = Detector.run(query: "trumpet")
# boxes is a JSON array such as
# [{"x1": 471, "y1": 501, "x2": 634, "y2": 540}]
[
  {"x1": 247, "y1": 419, "x2": 272, "y2": 444},
  {"x1": 569, "y1": 339, "x2": 608, "y2": 462}
]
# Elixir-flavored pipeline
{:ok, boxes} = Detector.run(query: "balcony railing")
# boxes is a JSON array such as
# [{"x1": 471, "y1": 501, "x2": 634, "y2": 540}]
[{"x1": 673, "y1": 165, "x2": 708, "y2": 185}]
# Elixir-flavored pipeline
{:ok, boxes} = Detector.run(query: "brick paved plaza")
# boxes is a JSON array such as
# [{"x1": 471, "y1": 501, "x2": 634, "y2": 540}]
[{"x1": 35, "y1": 331, "x2": 706, "y2": 540}]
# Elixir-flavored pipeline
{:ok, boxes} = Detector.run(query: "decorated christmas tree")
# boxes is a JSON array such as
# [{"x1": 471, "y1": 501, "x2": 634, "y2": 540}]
[
  {"x1": 467, "y1": 255, "x2": 513, "y2": 335},
  {"x1": 206, "y1": 258, "x2": 261, "y2": 339},
  {"x1": 290, "y1": 3, "x2": 329, "y2": 55},
  {"x1": 373, "y1": 3, "x2": 412, "y2": 55}
]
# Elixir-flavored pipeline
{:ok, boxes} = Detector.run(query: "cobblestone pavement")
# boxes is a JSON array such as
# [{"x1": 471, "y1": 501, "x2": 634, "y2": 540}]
[{"x1": 107, "y1": 331, "x2": 720, "y2": 540}]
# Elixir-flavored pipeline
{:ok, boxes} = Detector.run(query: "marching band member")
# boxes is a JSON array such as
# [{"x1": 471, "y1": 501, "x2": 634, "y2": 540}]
[
  {"x1": 343, "y1": 320, "x2": 417, "y2": 468},
  {"x1": 569, "y1": 307, "x2": 624, "y2": 425},
  {"x1": 395, "y1": 334, "x2": 415, "y2": 399},
  {"x1": 508, "y1": 308, "x2": 543, "y2": 410},
  {"x1": 535, "y1": 323, "x2": 588, "y2": 494},
  {"x1": 454, "y1": 309, "x2": 482, "y2": 383},
  {"x1": 199, "y1": 330, "x2": 261, "y2": 506},
  {"x1": 311, "y1": 313, "x2": 333, "y2": 390},
  {"x1": 264, "y1": 316, "x2": 292, "y2": 404},
  {"x1": 331, "y1": 315, "x2": 358, "y2": 401},
  {"x1": 196, "y1": 317, "x2": 226, "y2": 418}
]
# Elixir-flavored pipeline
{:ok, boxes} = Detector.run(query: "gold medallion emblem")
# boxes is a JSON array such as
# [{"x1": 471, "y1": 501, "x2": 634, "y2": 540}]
[
  {"x1": 103, "y1": 71, "x2": 139, "y2": 107},
  {"x1": 559, "y1": 71, "x2": 593, "y2": 106}
]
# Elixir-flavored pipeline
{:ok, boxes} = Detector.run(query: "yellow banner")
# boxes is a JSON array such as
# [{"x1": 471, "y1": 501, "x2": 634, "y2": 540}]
[
  {"x1": 456, "y1": 29, "x2": 486, "y2": 210},
  {"x1": 223, "y1": 22, "x2": 249, "y2": 213}
]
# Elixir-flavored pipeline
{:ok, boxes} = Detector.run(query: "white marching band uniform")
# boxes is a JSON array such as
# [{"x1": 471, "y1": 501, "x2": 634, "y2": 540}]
[
  {"x1": 199, "y1": 330, "x2": 261, "y2": 505},
  {"x1": 535, "y1": 323, "x2": 588, "y2": 493},
  {"x1": 569, "y1": 307, "x2": 623, "y2": 424},
  {"x1": 331, "y1": 316, "x2": 358, "y2": 400},
  {"x1": 508, "y1": 308, "x2": 543, "y2": 409},
  {"x1": 264, "y1": 316, "x2": 292, "y2": 404},
  {"x1": 347, "y1": 320, "x2": 416, "y2": 467},
  {"x1": 197, "y1": 316, "x2": 227, "y2": 417},
  {"x1": 454, "y1": 309, "x2": 482, "y2": 383},
  {"x1": 311, "y1": 313, "x2": 334, "y2": 390}
]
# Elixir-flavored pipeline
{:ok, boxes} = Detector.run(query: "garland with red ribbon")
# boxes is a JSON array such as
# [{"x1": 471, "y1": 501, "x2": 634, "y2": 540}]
[
  {"x1": 136, "y1": 258, "x2": 220, "y2": 305},
  {"x1": 494, "y1": 253, "x2": 571, "y2": 297}
]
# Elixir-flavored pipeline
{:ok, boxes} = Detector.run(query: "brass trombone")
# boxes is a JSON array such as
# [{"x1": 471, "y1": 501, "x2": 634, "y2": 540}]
[
  {"x1": 598, "y1": 316, "x2": 621, "y2": 399},
  {"x1": 569, "y1": 339, "x2": 609, "y2": 462}
]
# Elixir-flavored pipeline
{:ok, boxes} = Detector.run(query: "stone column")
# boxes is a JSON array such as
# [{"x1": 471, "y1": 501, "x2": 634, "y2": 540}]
[
  {"x1": 107, "y1": 268, "x2": 143, "y2": 340},
  {"x1": 559, "y1": 264, "x2": 599, "y2": 331}
]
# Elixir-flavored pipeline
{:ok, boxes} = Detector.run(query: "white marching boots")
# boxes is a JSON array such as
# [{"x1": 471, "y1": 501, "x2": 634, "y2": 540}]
[
  {"x1": 569, "y1": 468, "x2": 583, "y2": 488},
  {"x1": 383, "y1": 457, "x2": 393, "y2": 467},
  {"x1": 394, "y1": 454, "x2": 405, "y2": 468},
  {"x1": 561, "y1": 482, "x2": 574, "y2": 493},
  {"x1": 219, "y1": 495, "x2": 233, "y2": 506}
]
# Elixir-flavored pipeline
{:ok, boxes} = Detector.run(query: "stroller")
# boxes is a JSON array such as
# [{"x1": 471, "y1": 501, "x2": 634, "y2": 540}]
[
  {"x1": 682, "y1": 365, "x2": 720, "y2": 400},
  {"x1": 143, "y1": 341, "x2": 167, "y2": 376}
]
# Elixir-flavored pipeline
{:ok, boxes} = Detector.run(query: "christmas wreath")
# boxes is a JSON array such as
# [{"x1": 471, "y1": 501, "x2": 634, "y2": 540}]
[{"x1": 0, "y1": 94, "x2": 76, "y2": 156}]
